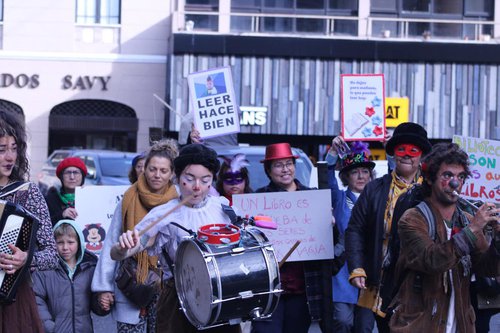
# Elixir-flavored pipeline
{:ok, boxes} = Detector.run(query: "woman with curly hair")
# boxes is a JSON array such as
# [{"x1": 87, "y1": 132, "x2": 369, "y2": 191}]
[
  {"x1": 92, "y1": 138, "x2": 179, "y2": 333},
  {"x1": 0, "y1": 111, "x2": 58, "y2": 332}
]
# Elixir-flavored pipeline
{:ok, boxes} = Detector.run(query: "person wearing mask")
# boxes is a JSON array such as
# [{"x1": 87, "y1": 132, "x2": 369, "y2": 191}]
[
  {"x1": 388, "y1": 142, "x2": 500, "y2": 332},
  {"x1": 215, "y1": 153, "x2": 252, "y2": 206},
  {"x1": 326, "y1": 137, "x2": 376, "y2": 332},
  {"x1": 44, "y1": 157, "x2": 87, "y2": 225},
  {"x1": 345, "y1": 122, "x2": 432, "y2": 332},
  {"x1": 251, "y1": 143, "x2": 331, "y2": 333},
  {"x1": 129, "y1": 152, "x2": 145, "y2": 184},
  {"x1": 0, "y1": 111, "x2": 58, "y2": 332},
  {"x1": 92, "y1": 138, "x2": 179, "y2": 333},
  {"x1": 110, "y1": 143, "x2": 241, "y2": 333}
]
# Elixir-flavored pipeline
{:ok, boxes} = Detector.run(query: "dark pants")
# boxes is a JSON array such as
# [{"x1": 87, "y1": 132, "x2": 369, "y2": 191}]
[
  {"x1": 375, "y1": 315, "x2": 390, "y2": 333},
  {"x1": 251, "y1": 294, "x2": 311, "y2": 333},
  {"x1": 354, "y1": 306, "x2": 376, "y2": 333}
]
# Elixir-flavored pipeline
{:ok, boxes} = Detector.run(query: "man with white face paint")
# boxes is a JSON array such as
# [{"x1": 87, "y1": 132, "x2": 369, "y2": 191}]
[{"x1": 345, "y1": 122, "x2": 432, "y2": 333}]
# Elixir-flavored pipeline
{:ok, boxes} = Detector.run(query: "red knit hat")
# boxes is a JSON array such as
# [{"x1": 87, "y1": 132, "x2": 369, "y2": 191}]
[{"x1": 56, "y1": 157, "x2": 88, "y2": 178}]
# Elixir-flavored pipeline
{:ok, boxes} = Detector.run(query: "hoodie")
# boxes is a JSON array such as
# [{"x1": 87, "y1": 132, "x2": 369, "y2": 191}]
[{"x1": 32, "y1": 219, "x2": 108, "y2": 333}]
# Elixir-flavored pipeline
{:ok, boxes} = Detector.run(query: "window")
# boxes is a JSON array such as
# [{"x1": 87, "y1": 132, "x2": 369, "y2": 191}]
[
  {"x1": 76, "y1": 0, "x2": 121, "y2": 24},
  {"x1": 230, "y1": 0, "x2": 358, "y2": 35},
  {"x1": 371, "y1": 0, "x2": 494, "y2": 39},
  {"x1": 0, "y1": 0, "x2": 3, "y2": 21}
]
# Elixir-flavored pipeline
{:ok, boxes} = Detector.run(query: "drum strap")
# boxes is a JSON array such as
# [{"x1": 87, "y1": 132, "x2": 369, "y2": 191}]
[
  {"x1": 221, "y1": 204, "x2": 238, "y2": 224},
  {"x1": 160, "y1": 244, "x2": 175, "y2": 278}
]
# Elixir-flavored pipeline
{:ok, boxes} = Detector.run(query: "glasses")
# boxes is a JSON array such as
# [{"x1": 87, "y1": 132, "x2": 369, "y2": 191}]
[
  {"x1": 272, "y1": 161, "x2": 294, "y2": 170},
  {"x1": 440, "y1": 171, "x2": 467, "y2": 183},
  {"x1": 63, "y1": 170, "x2": 82, "y2": 177}
]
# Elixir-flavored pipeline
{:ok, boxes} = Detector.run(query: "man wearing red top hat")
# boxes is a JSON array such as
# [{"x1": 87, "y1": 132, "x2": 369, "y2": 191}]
[{"x1": 252, "y1": 143, "x2": 331, "y2": 333}]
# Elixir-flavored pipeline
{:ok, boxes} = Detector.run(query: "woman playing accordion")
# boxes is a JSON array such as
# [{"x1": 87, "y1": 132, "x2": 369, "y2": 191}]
[{"x1": 0, "y1": 111, "x2": 57, "y2": 333}]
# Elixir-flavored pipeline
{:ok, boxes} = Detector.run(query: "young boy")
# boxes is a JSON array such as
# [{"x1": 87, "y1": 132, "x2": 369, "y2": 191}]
[{"x1": 33, "y1": 219, "x2": 108, "y2": 332}]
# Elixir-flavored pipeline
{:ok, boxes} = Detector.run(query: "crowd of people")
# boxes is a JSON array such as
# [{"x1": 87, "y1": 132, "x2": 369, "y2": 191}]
[{"x1": 0, "y1": 109, "x2": 499, "y2": 333}]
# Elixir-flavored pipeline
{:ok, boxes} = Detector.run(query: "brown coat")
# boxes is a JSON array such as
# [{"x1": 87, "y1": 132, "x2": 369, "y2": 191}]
[{"x1": 388, "y1": 201, "x2": 500, "y2": 333}]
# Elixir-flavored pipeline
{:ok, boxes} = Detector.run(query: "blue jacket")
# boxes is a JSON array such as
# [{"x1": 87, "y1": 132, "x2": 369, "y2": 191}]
[{"x1": 328, "y1": 165, "x2": 359, "y2": 304}]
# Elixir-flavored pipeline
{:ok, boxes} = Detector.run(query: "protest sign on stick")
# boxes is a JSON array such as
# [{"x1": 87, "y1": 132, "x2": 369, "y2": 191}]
[
  {"x1": 188, "y1": 67, "x2": 240, "y2": 140},
  {"x1": 341, "y1": 74, "x2": 386, "y2": 141}
]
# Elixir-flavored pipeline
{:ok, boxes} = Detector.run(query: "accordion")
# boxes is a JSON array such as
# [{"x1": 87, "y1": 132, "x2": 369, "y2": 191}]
[{"x1": 0, "y1": 199, "x2": 39, "y2": 304}]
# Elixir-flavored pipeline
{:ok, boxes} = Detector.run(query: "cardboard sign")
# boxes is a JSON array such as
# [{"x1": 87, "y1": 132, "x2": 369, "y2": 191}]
[
  {"x1": 232, "y1": 189, "x2": 334, "y2": 262},
  {"x1": 453, "y1": 135, "x2": 500, "y2": 203},
  {"x1": 340, "y1": 74, "x2": 386, "y2": 141},
  {"x1": 385, "y1": 97, "x2": 409, "y2": 128},
  {"x1": 75, "y1": 185, "x2": 129, "y2": 255},
  {"x1": 188, "y1": 67, "x2": 240, "y2": 139}
]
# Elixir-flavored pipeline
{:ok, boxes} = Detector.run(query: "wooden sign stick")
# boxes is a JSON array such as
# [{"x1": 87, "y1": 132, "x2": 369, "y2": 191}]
[
  {"x1": 138, "y1": 195, "x2": 193, "y2": 237},
  {"x1": 279, "y1": 240, "x2": 301, "y2": 268}
]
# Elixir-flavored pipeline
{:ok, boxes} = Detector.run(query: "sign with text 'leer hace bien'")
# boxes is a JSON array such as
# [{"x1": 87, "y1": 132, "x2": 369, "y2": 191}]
[
  {"x1": 232, "y1": 189, "x2": 334, "y2": 262},
  {"x1": 188, "y1": 67, "x2": 240, "y2": 140}
]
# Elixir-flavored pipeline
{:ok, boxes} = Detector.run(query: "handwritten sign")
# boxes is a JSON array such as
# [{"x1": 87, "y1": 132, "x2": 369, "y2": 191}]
[
  {"x1": 232, "y1": 189, "x2": 333, "y2": 262},
  {"x1": 75, "y1": 185, "x2": 129, "y2": 255},
  {"x1": 453, "y1": 135, "x2": 500, "y2": 203},
  {"x1": 341, "y1": 74, "x2": 385, "y2": 141},
  {"x1": 188, "y1": 67, "x2": 240, "y2": 140}
]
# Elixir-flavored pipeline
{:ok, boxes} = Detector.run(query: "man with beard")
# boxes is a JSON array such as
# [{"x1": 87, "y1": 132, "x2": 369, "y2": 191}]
[{"x1": 388, "y1": 142, "x2": 500, "y2": 332}]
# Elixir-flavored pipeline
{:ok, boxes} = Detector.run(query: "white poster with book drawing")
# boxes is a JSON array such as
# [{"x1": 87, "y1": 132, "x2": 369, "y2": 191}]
[
  {"x1": 452, "y1": 135, "x2": 500, "y2": 204},
  {"x1": 341, "y1": 74, "x2": 386, "y2": 141},
  {"x1": 75, "y1": 185, "x2": 129, "y2": 256},
  {"x1": 188, "y1": 67, "x2": 240, "y2": 140},
  {"x1": 232, "y1": 189, "x2": 334, "y2": 262}
]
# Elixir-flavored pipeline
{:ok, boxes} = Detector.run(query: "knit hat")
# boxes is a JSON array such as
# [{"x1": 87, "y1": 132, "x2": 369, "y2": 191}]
[
  {"x1": 385, "y1": 122, "x2": 432, "y2": 156},
  {"x1": 56, "y1": 157, "x2": 87, "y2": 178},
  {"x1": 260, "y1": 143, "x2": 299, "y2": 162},
  {"x1": 339, "y1": 141, "x2": 375, "y2": 175},
  {"x1": 174, "y1": 144, "x2": 220, "y2": 177}
]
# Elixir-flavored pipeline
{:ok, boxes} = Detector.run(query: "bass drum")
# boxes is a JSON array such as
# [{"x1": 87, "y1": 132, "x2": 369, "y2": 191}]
[{"x1": 174, "y1": 227, "x2": 281, "y2": 329}]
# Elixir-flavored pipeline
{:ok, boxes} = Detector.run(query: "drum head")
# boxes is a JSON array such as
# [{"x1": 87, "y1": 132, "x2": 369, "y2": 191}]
[{"x1": 175, "y1": 240, "x2": 213, "y2": 327}]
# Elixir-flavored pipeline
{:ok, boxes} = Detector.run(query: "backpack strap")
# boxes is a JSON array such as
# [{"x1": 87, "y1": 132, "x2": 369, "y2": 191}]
[{"x1": 416, "y1": 201, "x2": 436, "y2": 240}]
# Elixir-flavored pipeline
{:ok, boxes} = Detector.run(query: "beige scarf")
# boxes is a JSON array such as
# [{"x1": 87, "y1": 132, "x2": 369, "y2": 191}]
[{"x1": 121, "y1": 173, "x2": 178, "y2": 283}]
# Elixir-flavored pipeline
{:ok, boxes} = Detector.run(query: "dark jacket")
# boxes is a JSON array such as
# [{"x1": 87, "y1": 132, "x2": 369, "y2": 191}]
[
  {"x1": 345, "y1": 173, "x2": 392, "y2": 286},
  {"x1": 256, "y1": 179, "x2": 333, "y2": 326},
  {"x1": 33, "y1": 220, "x2": 108, "y2": 333},
  {"x1": 45, "y1": 186, "x2": 69, "y2": 226},
  {"x1": 388, "y1": 201, "x2": 500, "y2": 332}
]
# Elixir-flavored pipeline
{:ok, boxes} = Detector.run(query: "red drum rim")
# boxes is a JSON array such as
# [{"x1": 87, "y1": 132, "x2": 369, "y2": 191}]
[{"x1": 197, "y1": 224, "x2": 240, "y2": 245}]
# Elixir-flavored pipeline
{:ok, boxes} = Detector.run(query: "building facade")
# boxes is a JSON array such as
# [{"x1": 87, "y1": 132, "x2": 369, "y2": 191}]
[
  {"x1": 1, "y1": 0, "x2": 499, "y2": 178},
  {"x1": 0, "y1": 0, "x2": 173, "y2": 178},
  {"x1": 167, "y1": 0, "x2": 500, "y2": 155}
]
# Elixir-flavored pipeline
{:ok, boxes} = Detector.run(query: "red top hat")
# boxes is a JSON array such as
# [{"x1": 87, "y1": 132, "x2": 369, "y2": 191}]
[{"x1": 260, "y1": 143, "x2": 300, "y2": 162}]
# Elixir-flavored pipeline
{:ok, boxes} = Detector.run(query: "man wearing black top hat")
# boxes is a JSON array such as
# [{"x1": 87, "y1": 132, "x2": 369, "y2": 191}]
[
  {"x1": 251, "y1": 143, "x2": 332, "y2": 333},
  {"x1": 345, "y1": 122, "x2": 432, "y2": 332}
]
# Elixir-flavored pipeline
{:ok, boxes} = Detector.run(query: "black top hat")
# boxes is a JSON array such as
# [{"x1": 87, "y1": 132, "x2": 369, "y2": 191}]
[{"x1": 385, "y1": 122, "x2": 432, "y2": 156}]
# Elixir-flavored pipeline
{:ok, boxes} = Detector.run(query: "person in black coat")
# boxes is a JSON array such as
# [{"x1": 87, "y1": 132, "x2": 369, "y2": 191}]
[{"x1": 45, "y1": 157, "x2": 87, "y2": 225}]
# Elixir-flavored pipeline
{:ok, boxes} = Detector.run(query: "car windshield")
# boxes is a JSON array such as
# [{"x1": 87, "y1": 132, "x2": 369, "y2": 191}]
[{"x1": 100, "y1": 157, "x2": 133, "y2": 177}]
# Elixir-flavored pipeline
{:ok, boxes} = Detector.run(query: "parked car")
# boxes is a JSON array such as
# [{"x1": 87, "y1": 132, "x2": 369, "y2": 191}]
[
  {"x1": 211, "y1": 145, "x2": 316, "y2": 191},
  {"x1": 37, "y1": 149, "x2": 136, "y2": 195}
]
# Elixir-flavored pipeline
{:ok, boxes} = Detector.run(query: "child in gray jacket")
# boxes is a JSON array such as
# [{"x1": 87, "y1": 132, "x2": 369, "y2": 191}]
[{"x1": 33, "y1": 219, "x2": 108, "y2": 333}]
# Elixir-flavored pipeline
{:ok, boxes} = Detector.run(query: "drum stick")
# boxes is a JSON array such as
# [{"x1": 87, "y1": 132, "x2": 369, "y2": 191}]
[
  {"x1": 279, "y1": 240, "x2": 301, "y2": 268},
  {"x1": 138, "y1": 195, "x2": 193, "y2": 237}
]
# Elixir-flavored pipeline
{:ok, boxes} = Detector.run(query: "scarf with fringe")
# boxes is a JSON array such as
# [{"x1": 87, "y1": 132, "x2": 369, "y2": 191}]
[{"x1": 122, "y1": 173, "x2": 178, "y2": 284}]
